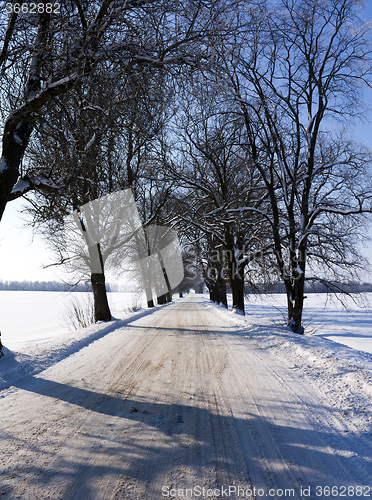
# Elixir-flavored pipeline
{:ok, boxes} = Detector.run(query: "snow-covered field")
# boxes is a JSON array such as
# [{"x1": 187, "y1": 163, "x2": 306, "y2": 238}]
[
  {"x1": 244, "y1": 292, "x2": 372, "y2": 354},
  {"x1": 0, "y1": 290, "x2": 145, "y2": 350}
]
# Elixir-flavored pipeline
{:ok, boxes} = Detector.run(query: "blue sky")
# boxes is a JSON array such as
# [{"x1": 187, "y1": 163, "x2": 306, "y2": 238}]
[{"x1": 1, "y1": 1, "x2": 372, "y2": 282}]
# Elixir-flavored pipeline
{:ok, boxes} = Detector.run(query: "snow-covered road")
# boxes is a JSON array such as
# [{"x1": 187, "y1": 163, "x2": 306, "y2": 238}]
[{"x1": 1, "y1": 294, "x2": 371, "y2": 499}]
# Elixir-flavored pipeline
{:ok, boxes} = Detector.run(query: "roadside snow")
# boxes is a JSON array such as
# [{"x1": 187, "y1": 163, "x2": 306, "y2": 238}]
[
  {"x1": 1, "y1": 291, "x2": 372, "y2": 435},
  {"x1": 242, "y1": 293, "x2": 372, "y2": 354},
  {"x1": 0, "y1": 291, "x2": 143, "y2": 350},
  {"x1": 0, "y1": 292, "x2": 154, "y2": 392},
  {"x1": 1, "y1": 293, "x2": 372, "y2": 497},
  {"x1": 0, "y1": 308, "x2": 145, "y2": 392},
  {"x1": 206, "y1": 295, "x2": 372, "y2": 435}
]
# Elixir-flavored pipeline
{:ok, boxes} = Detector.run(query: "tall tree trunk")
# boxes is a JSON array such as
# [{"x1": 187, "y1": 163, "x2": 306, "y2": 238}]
[
  {"x1": 91, "y1": 272, "x2": 112, "y2": 321},
  {"x1": 291, "y1": 274, "x2": 305, "y2": 334},
  {"x1": 0, "y1": 118, "x2": 34, "y2": 220},
  {"x1": 156, "y1": 251, "x2": 172, "y2": 305},
  {"x1": 0, "y1": 158, "x2": 19, "y2": 221},
  {"x1": 157, "y1": 293, "x2": 167, "y2": 304},
  {"x1": 88, "y1": 243, "x2": 111, "y2": 321},
  {"x1": 284, "y1": 280, "x2": 295, "y2": 325},
  {"x1": 288, "y1": 255, "x2": 305, "y2": 333},
  {"x1": 230, "y1": 262, "x2": 245, "y2": 314},
  {"x1": 205, "y1": 272, "x2": 227, "y2": 306},
  {"x1": 136, "y1": 239, "x2": 155, "y2": 308},
  {"x1": 286, "y1": 285, "x2": 305, "y2": 334},
  {"x1": 208, "y1": 282, "x2": 217, "y2": 302},
  {"x1": 216, "y1": 276, "x2": 227, "y2": 308},
  {"x1": 224, "y1": 231, "x2": 245, "y2": 314},
  {"x1": 284, "y1": 260, "x2": 305, "y2": 334},
  {"x1": 1, "y1": 9, "x2": 61, "y2": 220}
]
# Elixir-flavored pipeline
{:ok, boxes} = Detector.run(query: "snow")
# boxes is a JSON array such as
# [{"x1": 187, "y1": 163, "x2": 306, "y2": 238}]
[
  {"x1": 10, "y1": 179, "x2": 30, "y2": 195},
  {"x1": 0, "y1": 291, "x2": 149, "y2": 391},
  {"x1": 36, "y1": 176, "x2": 60, "y2": 188},
  {"x1": 84, "y1": 132, "x2": 96, "y2": 150},
  {"x1": 1, "y1": 291, "x2": 371, "y2": 424},
  {"x1": 0, "y1": 158, "x2": 7, "y2": 172},
  {"x1": 294, "y1": 264, "x2": 303, "y2": 274},
  {"x1": 47, "y1": 72, "x2": 78, "y2": 89},
  {"x1": 206, "y1": 292, "x2": 372, "y2": 434},
  {"x1": 1, "y1": 293, "x2": 372, "y2": 497},
  {"x1": 0, "y1": 291, "x2": 144, "y2": 350},
  {"x1": 244, "y1": 293, "x2": 372, "y2": 354}
]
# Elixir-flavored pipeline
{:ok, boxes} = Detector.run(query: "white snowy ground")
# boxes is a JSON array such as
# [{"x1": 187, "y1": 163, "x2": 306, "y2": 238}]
[
  {"x1": 243, "y1": 293, "x2": 372, "y2": 354},
  {"x1": 0, "y1": 292, "x2": 372, "y2": 498},
  {"x1": 0, "y1": 291, "x2": 147, "y2": 390},
  {"x1": 209, "y1": 294, "x2": 372, "y2": 436},
  {"x1": 1, "y1": 291, "x2": 372, "y2": 431},
  {"x1": 0, "y1": 290, "x2": 144, "y2": 350},
  {"x1": 0, "y1": 291, "x2": 372, "y2": 431}
]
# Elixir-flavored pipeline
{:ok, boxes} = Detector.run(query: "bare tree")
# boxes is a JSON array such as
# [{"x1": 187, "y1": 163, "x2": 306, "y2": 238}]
[
  {"x1": 218, "y1": 0, "x2": 372, "y2": 331},
  {"x1": 0, "y1": 0, "x2": 228, "y2": 220},
  {"x1": 0, "y1": 0, "x2": 235, "y2": 330},
  {"x1": 169, "y1": 83, "x2": 272, "y2": 313},
  {"x1": 23, "y1": 62, "x2": 172, "y2": 319}
]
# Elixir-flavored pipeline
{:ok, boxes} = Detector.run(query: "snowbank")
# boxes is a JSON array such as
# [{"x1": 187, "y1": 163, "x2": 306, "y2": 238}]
[
  {"x1": 204, "y1": 295, "x2": 372, "y2": 435},
  {"x1": 0, "y1": 306, "x2": 155, "y2": 392}
]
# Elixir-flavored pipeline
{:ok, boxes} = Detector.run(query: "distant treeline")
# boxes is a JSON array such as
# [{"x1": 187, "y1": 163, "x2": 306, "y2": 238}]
[
  {"x1": 2, "y1": 279, "x2": 371, "y2": 294},
  {"x1": 0, "y1": 280, "x2": 93, "y2": 292},
  {"x1": 253, "y1": 281, "x2": 372, "y2": 294}
]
